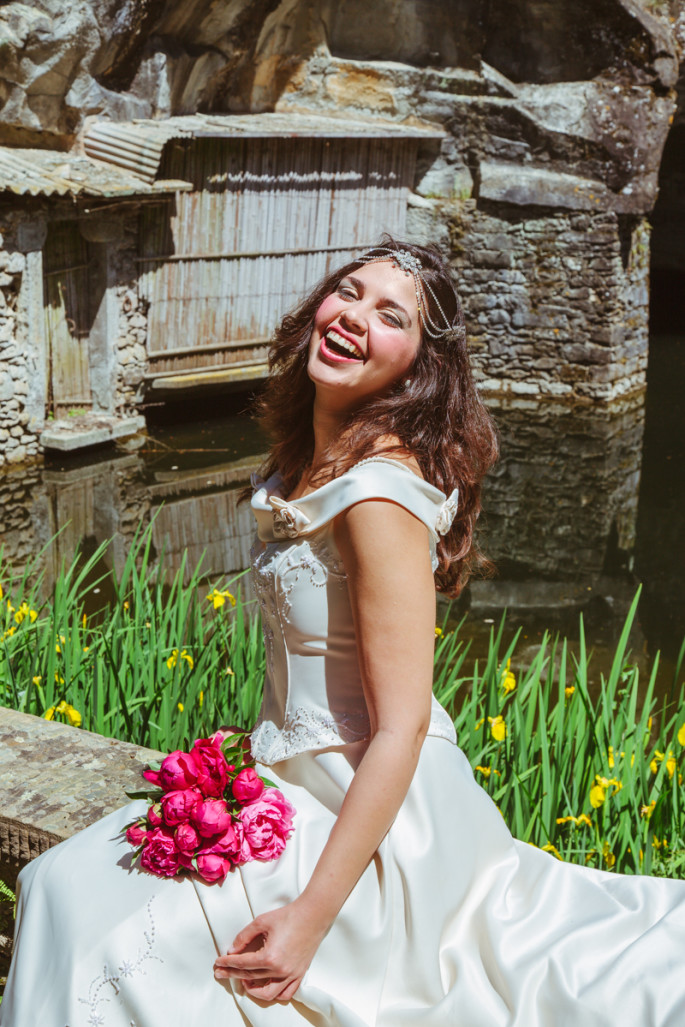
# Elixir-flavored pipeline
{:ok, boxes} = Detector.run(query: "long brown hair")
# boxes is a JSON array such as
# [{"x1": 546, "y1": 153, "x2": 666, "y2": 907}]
[{"x1": 254, "y1": 237, "x2": 498, "y2": 596}]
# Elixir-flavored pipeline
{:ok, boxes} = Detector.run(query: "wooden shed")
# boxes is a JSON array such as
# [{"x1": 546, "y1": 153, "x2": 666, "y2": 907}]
[{"x1": 83, "y1": 113, "x2": 442, "y2": 394}]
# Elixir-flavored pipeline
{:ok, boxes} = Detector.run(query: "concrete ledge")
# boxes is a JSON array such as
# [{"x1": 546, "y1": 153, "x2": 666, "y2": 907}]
[
  {"x1": 39, "y1": 414, "x2": 146, "y2": 452},
  {"x1": 0, "y1": 707, "x2": 161, "y2": 889}
]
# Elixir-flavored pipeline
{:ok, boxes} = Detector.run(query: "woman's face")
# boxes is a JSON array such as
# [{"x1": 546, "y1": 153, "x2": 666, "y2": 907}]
[{"x1": 307, "y1": 260, "x2": 422, "y2": 410}]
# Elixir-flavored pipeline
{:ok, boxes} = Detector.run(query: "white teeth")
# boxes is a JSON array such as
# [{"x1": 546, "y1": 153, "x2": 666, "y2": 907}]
[{"x1": 326, "y1": 329, "x2": 363, "y2": 359}]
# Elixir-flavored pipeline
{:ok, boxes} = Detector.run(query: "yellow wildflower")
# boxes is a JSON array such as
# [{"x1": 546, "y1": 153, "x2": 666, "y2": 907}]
[
  {"x1": 123, "y1": 601, "x2": 130, "y2": 611},
  {"x1": 2, "y1": 626, "x2": 16, "y2": 639},
  {"x1": 44, "y1": 701, "x2": 81, "y2": 727},
  {"x1": 650, "y1": 751, "x2": 664, "y2": 774},
  {"x1": 678, "y1": 723, "x2": 685, "y2": 747},
  {"x1": 82, "y1": 612, "x2": 87, "y2": 629},
  {"x1": 224, "y1": 666, "x2": 235, "y2": 677},
  {"x1": 198, "y1": 690, "x2": 204, "y2": 708},
  {"x1": 542, "y1": 843, "x2": 562, "y2": 860},
  {"x1": 14, "y1": 602, "x2": 37, "y2": 625},
  {"x1": 55, "y1": 673, "x2": 65, "y2": 684},
  {"x1": 0, "y1": 583, "x2": 3, "y2": 600},
  {"x1": 608, "y1": 746, "x2": 615, "y2": 769},
  {"x1": 434, "y1": 626, "x2": 443, "y2": 638},
  {"x1": 475, "y1": 765, "x2": 501, "y2": 779},
  {"x1": 641, "y1": 801, "x2": 656, "y2": 819},
  {"x1": 206, "y1": 588, "x2": 236, "y2": 610},
  {"x1": 652, "y1": 837, "x2": 669, "y2": 851},
  {"x1": 501, "y1": 659, "x2": 516, "y2": 693},
  {"x1": 166, "y1": 648, "x2": 194, "y2": 670},
  {"x1": 32, "y1": 675, "x2": 41, "y2": 685},
  {"x1": 488, "y1": 715, "x2": 507, "y2": 742},
  {"x1": 666, "y1": 752, "x2": 677, "y2": 779},
  {"x1": 564, "y1": 685, "x2": 575, "y2": 699},
  {"x1": 556, "y1": 814, "x2": 592, "y2": 828},
  {"x1": 602, "y1": 842, "x2": 616, "y2": 869},
  {"x1": 177, "y1": 702, "x2": 184, "y2": 713},
  {"x1": 590, "y1": 775, "x2": 621, "y2": 809}
]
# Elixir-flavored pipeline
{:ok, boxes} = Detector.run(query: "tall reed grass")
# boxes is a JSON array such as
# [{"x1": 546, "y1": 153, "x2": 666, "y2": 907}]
[{"x1": 1, "y1": 529, "x2": 684, "y2": 877}]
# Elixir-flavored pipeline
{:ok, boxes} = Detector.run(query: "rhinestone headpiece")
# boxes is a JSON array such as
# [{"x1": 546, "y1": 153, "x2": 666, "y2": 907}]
[{"x1": 357, "y1": 246, "x2": 464, "y2": 343}]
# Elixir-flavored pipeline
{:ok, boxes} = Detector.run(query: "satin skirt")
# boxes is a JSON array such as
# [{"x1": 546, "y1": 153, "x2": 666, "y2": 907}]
[{"x1": 3, "y1": 736, "x2": 685, "y2": 1027}]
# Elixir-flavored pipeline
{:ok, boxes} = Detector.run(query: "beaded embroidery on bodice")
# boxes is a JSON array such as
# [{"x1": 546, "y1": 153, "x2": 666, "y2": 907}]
[{"x1": 249, "y1": 458, "x2": 459, "y2": 765}]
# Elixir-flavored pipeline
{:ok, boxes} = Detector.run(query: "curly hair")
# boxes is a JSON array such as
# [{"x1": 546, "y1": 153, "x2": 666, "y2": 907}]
[{"x1": 253, "y1": 236, "x2": 498, "y2": 597}]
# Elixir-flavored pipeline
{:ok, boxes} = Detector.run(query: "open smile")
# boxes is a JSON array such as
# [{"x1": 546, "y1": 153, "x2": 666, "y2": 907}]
[{"x1": 320, "y1": 328, "x2": 365, "y2": 363}]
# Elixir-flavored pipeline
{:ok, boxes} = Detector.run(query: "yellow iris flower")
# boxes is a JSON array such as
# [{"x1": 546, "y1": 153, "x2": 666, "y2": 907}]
[
  {"x1": 501, "y1": 659, "x2": 516, "y2": 693},
  {"x1": 44, "y1": 701, "x2": 82, "y2": 727},
  {"x1": 166, "y1": 648, "x2": 194, "y2": 670},
  {"x1": 488, "y1": 715, "x2": 507, "y2": 742},
  {"x1": 206, "y1": 588, "x2": 236, "y2": 610}
]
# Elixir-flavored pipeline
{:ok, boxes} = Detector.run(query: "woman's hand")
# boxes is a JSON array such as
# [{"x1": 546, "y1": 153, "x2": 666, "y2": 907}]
[{"x1": 213, "y1": 899, "x2": 328, "y2": 1003}]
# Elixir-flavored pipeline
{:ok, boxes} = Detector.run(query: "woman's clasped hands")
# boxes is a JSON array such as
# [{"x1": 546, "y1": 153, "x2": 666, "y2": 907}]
[{"x1": 214, "y1": 898, "x2": 328, "y2": 1003}]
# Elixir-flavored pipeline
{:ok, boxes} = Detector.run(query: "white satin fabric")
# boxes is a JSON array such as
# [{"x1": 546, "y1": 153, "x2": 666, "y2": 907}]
[{"x1": 3, "y1": 458, "x2": 685, "y2": 1027}]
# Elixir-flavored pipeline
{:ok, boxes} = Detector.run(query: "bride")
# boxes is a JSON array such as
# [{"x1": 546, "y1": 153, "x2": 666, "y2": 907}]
[{"x1": 3, "y1": 240, "x2": 685, "y2": 1027}]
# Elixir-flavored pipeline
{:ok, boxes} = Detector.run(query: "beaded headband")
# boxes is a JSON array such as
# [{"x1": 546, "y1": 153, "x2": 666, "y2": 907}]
[{"x1": 357, "y1": 247, "x2": 465, "y2": 343}]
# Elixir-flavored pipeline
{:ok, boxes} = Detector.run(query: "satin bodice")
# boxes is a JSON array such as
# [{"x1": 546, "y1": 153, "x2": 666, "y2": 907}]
[{"x1": 249, "y1": 457, "x2": 460, "y2": 765}]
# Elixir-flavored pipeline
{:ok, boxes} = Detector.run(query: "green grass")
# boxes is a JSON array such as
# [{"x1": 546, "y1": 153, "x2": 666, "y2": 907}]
[
  {"x1": 434, "y1": 590, "x2": 685, "y2": 876},
  {"x1": 0, "y1": 526, "x2": 264, "y2": 752},
  {"x1": 1, "y1": 529, "x2": 684, "y2": 877}
]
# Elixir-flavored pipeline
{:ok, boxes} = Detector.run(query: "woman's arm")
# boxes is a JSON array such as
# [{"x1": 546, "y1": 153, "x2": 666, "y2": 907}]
[{"x1": 214, "y1": 497, "x2": 437, "y2": 1002}]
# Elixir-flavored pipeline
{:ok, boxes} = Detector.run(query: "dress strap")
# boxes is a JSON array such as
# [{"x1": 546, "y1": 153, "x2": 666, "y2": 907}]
[{"x1": 252, "y1": 457, "x2": 458, "y2": 542}]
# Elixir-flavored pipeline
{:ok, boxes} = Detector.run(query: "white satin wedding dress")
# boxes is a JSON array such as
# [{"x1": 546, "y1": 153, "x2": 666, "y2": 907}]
[{"x1": 3, "y1": 457, "x2": 685, "y2": 1027}]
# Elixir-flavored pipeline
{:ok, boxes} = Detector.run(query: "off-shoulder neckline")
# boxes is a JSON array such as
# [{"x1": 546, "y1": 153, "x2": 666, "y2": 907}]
[{"x1": 276, "y1": 456, "x2": 441, "y2": 505}]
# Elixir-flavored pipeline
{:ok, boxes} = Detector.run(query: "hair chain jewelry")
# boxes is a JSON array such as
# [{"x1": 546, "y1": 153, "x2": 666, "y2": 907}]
[{"x1": 358, "y1": 246, "x2": 464, "y2": 342}]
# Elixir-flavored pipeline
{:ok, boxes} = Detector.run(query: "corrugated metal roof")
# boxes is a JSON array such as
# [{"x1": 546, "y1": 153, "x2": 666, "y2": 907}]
[
  {"x1": 83, "y1": 112, "x2": 443, "y2": 183},
  {"x1": 0, "y1": 146, "x2": 191, "y2": 198}
]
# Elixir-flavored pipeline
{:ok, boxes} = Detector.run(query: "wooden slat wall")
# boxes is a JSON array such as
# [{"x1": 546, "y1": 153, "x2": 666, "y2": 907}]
[
  {"x1": 43, "y1": 223, "x2": 93, "y2": 415},
  {"x1": 139, "y1": 136, "x2": 417, "y2": 372}
]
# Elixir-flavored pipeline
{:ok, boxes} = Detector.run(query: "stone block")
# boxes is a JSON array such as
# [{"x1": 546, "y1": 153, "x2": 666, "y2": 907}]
[{"x1": 0, "y1": 708, "x2": 162, "y2": 886}]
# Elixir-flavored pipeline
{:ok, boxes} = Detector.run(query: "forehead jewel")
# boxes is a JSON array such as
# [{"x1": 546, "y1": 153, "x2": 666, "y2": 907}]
[{"x1": 357, "y1": 246, "x2": 464, "y2": 342}]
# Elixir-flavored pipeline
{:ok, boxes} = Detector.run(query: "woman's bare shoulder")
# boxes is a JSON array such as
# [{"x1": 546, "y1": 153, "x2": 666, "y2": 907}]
[{"x1": 366, "y1": 434, "x2": 423, "y2": 479}]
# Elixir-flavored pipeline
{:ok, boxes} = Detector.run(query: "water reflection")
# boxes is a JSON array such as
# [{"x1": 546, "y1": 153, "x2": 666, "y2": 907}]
[{"x1": 0, "y1": 384, "x2": 680, "y2": 693}]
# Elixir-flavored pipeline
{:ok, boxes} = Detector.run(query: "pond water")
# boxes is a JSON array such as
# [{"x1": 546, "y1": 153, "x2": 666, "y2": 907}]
[{"x1": 0, "y1": 333, "x2": 683, "y2": 700}]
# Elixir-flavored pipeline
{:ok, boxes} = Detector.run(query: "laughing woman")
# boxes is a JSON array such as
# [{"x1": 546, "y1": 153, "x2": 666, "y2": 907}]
[{"x1": 3, "y1": 239, "x2": 685, "y2": 1027}]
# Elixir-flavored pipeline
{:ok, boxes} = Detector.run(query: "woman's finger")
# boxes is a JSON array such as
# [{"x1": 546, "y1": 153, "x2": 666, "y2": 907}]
[
  {"x1": 231, "y1": 918, "x2": 267, "y2": 953},
  {"x1": 243, "y1": 976, "x2": 296, "y2": 1003},
  {"x1": 276, "y1": 978, "x2": 302, "y2": 1003},
  {"x1": 214, "y1": 950, "x2": 269, "y2": 973}
]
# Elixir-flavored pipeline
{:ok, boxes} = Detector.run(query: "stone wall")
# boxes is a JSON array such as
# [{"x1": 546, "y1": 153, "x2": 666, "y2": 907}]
[
  {"x1": 0, "y1": 202, "x2": 148, "y2": 470},
  {"x1": 444, "y1": 204, "x2": 651, "y2": 402}
]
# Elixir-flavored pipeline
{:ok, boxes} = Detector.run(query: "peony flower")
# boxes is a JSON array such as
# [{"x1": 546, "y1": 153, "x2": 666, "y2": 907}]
[
  {"x1": 158, "y1": 750, "x2": 199, "y2": 792},
  {"x1": 232, "y1": 767, "x2": 264, "y2": 805},
  {"x1": 195, "y1": 853, "x2": 232, "y2": 883},
  {"x1": 126, "y1": 823, "x2": 148, "y2": 847},
  {"x1": 174, "y1": 822, "x2": 200, "y2": 854},
  {"x1": 239, "y1": 788, "x2": 295, "y2": 862},
  {"x1": 161, "y1": 787, "x2": 202, "y2": 826},
  {"x1": 201, "y1": 822, "x2": 242, "y2": 860},
  {"x1": 191, "y1": 738, "x2": 229, "y2": 797},
  {"x1": 139, "y1": 827, "x2": 186, "y2": 878},
  {"x1": 192, "y1": 799, "x2": 234, "y2": 838},
  {"x1": 147, "y1": 803, "x2": 163, "y2": 827}
]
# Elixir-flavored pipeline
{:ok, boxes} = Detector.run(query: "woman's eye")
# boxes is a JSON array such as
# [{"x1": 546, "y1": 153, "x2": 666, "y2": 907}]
[
  {"x1": 337, "y1": 285, "x2": 357, "y2": 299},
  {"x1": 381, "y1": 311, "x2": 402, "y2": 328}
]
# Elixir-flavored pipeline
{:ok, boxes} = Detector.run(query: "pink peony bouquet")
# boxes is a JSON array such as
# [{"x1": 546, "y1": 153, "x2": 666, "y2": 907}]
[{"x1": 123, "y1": 729, "x2": 295, "y2": 884}]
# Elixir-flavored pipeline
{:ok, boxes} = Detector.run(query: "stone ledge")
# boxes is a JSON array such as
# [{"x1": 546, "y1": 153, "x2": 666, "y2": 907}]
[
  {"x1": 0, "y1": 707, "x2": 161, "y2": 889},
  {"x1": 39, "y1": 414, "x2": 146, "y2": 452}
]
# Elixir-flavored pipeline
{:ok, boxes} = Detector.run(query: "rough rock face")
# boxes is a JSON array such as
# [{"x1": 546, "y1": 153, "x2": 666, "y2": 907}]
[{"x1": 0, "y1": 1, "x2": 677, "y2": 210}]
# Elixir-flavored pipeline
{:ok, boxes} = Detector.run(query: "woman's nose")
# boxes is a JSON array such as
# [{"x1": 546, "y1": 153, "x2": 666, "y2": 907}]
[{"x1": 340, "y1": 303, "x2": 366, "y2": 332}]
